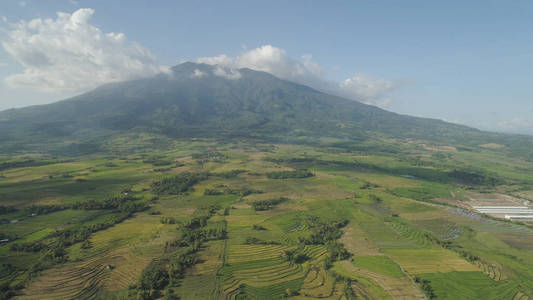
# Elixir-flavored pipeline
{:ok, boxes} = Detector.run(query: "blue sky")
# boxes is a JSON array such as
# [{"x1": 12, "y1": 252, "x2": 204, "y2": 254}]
[{"x1": 1, "y1": 0, "x2": 533, "y2": 134}]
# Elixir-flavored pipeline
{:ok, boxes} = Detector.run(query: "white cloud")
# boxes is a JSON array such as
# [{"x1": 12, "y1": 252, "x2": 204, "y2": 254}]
[
  {"x1": 2, "y1": 8, "x2": 167, "y2": 93},
  {"x1": 197, "y1": 54, "x2": 233, "y2": 66},
  {"x1": 197, "y1": 45, "x2": 396, "y2": 107},
  {"x1": 19, "y1": 1, "x2": 26, "y2": 7},
  {"x1": 1, "y1": 16, "x2": 7, "y2": 23},
  {"x1": 0, "y1": 62, "x2": 7, "y2": 67},
  {"x1": 199, "y1": 45, "x2": 322, "y2": 85},
  {"x1": 191, "y1": 69, "x2": 206, "y2": 78},
  {"x1": 213, "y1": 66, "x2": 241, "y2": 80},
  {"x1": 497, "y1": 117, "x2": 533, "y2": 135},
  {"x1": 338, "y1": 73, "x2": 396, "y2": 107}
]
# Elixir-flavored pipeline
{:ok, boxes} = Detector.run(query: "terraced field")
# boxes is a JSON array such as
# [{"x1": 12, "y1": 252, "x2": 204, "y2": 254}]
[
  {"x1": 2, "y1": 141, "x2": 533, "y2": 299},
  {"x1": 339, "y1": 260, "x2": 425, "y2": 300},
  {"x1": 220, "y1": 245, "x2": 329, "y2": 299},
  {"x1": 16, "y1": 246, "x2": 151, "y2": 300}
]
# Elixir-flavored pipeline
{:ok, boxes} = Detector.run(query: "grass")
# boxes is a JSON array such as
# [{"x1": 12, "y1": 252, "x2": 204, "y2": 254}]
[
  {"x1": 385, "y1": 249, "x2": 479, "y2": 274},
  {"x1": 418, "y1": 271, "x2": 522, "y2": 300},
  {"x1": 352, "y1": 256, "x2": 404, "y2": 278}
]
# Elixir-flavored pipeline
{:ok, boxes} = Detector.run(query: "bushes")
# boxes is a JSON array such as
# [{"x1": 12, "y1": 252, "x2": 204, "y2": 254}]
[
  {"x1": 369, "y1": 194, "x2": 382, "y2": 203},
  {"x1": 10, "y1": 242, "x2": 45, "y2": 252},
  {"x1": 299, "y1": 217, "x2": 351, "y2": 267},
  {"x1": 151, "y1": 172, "x2": 209, "y2": 195},
  {"x1": 0, "y1": 206, "x2": 17, "y2": 215},
  {"x1": 299, "y1": 218, "x2": 348, "y2": 244},
  {"x1": 266, "y1": 169, "x2": 314, "y2": 179},
  {"x1": 139, "y1": 264, "x2": 169, "y2": 291},
  {"x1": 72, "y1": 193, "x2": 137, "y2": 210},
  {"x1": 252, "y1": 224, "x2": 267, "y2": 230},
  {"x1": 160, "y1": 217, "x2": 178, "y2": 224},
  {"x1": 213, "y1": 169, "x2": 246, "y2": 178},
  {"x1": 251, "y1": 197, "x2": 288, "y2": 211},
  {"x1": 447, "y1": 168, "x2": 503, "y2": 186},
  {"x1": 327, "y1": 241, "x2": 351, "y2": 261},
  {"x1": 284, "y1": 249, "x2": 309, "y2": 264},
  {"x1": 204, "y1": 189, "x2": 224, "y2": 196},
  {"x1": 143, "y1": 156, "x2": 174, "y2": 166},
  {"x1": 414, "y1": 277, "x2": 436, "y2": 299},
  {"x1": 204, "y1": 187, "x2": 263, "y2": 197},
  {"x1": 167, "y1": 247, "x2": 199, "y2": 281},
  {"x1": 26, "y1": 205, "x2": 65, "y2": 215}
]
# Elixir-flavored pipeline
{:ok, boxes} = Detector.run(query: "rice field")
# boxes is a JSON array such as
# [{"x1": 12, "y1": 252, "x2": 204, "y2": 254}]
[{"x1": 1, "y1": 141, "x2": 533, "y2": 299}]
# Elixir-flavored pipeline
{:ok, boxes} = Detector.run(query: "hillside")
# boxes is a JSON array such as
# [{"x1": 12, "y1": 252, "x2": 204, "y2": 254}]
[{"x1": 1, "y1": 62, "x2": 531, "y2": 157}]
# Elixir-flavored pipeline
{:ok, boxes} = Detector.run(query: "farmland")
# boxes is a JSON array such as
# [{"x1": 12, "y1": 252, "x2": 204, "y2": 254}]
[{"x1": 0, "y1": 139, "x2": 533, "y2": 299}]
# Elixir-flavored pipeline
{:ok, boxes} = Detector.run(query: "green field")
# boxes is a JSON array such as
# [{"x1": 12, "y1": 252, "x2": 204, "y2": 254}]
[{"x1": 0, "y1": 139, "x2": 532, "y2": 300}]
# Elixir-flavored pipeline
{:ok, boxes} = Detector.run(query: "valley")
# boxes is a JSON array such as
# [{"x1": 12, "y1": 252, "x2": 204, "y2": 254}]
[{"x1": 1, "y1": 138, "x2": 533, "y2": 299}]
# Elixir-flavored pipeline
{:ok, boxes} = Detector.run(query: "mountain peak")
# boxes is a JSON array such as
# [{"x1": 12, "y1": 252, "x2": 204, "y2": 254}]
[{"x1": 0, "y1": 60, "x2": 531, "y2": 156}]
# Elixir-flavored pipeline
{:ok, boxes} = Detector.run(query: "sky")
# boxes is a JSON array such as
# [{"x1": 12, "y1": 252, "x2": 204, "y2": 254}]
[{"x1": 1, "y1": 0, "x2": 533, "y2": 135}]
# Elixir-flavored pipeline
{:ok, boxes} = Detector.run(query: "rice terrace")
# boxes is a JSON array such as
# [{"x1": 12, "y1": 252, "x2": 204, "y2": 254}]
[
  {"x1": 2, "y1": 2, "x2": 533, "y2": 299},
  {"x1": 1, "y1": 138, "x2": 533, "y2": 300}
]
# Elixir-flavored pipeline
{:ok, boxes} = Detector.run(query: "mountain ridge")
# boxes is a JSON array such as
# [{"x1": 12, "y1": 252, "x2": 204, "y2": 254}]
[{"x1": 1, "y1": 62, "x2": 532, "y2": 157}]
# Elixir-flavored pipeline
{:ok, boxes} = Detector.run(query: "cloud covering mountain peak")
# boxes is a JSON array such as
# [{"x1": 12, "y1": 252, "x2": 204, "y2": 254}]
[
  {"x1": 1, "y1": 8, "x2": 396, "y2": 107},
  {"x1": 197, "y1": 45, "x2": 396, "y2": 107}
]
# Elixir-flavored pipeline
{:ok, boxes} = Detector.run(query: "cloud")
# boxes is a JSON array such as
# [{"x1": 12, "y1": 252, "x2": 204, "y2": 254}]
[
  {"x1": 337, "y1": 73, "x2": 396, "y2": 107},
  {"x1": 497, "y1": 117, "x2": 533, "y2": 135},
  {"x1": 191, "y1": 69, "x2": 206, "y2": 78},
  {"x1": 19, "y1": 1, "x2": 26, "y2": 7},
  {"x1": 197, "y1": 45, "x2": 396, "y2": 107},
  {"x1": 2, "y1": 8, "x2": 167, "y2": 93},
  {"x1": 0, "y1": 62, "x2": 7, "y2": 67},
  {"x1": 1, "y1": 16, "x2": 7, "y2": 23},
  {"x1": 213, "y1": 66, "x2": 242, "y2": 80}
]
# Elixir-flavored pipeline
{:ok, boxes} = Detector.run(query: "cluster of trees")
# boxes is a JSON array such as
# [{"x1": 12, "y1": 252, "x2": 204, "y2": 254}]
[
  {"x1": 10, "y1": 242, "x2": 45, "y2": 252},
  {"x1": 151, "y1": 172, "x2": 209, "y2": 195},
  {"x1": 263, "y1": 157, "x2": 316, "y2": 164},
  {"x1": 414, "y1": 277, "x2": 436, "y2": 299},
  {"x1": 360, "y1": 182, "x2": 379, "y2": 189},
  {"x1": 252, "y1": 224, "x2": 267, "y2": 230},
  {"x1": 299, "y1": 218, "x2": 348, "y2": 244},
  {"x1": 0, "y1": 159, "x2": 53, "y2": 171},
  {"x1": 447, "y1": 168, "x2": 503, "y2": 186},
  {"x1": 192, "y1": 151, "x2": 227, "y2": 164},
  {"x1": 369, "y1": 194, "x2": 382, "y2": 204},
  {"x1": 212, "y1": 169, "x2": 246, "y2": 178},
  {"x1": 266, "y1": 169, "x2": 314, "y2": 179},
  {"x1": 72, "y1": 193, "x2": 137, "y2": 210},
  {"x1": 0, "y1": 206, "x2": 17, "y2": 215},
  {"x1": 0, "y1": 281, "x2": 20, "y2": 299},
  {"x1": 299, "y1": 217, "x2": 351, "y2": 268},
  {"x1": 203, "y1": 189, "x2": 224, "y2": 196},
  {"x1": 135, "y1": 205, "x2": 223, "y2": 299},
  {"x1": 284, "y1": 249, "x2": 309, "y2": 264},
  {"x1": 26, "y1": 205, "x2": 65, "y2": 215},
  {"x1": 142, "y1": 156, "x2": 174, "y2": 166},
  {"x1": 204, "y1": 187, "x2": 263, "y2": 197},
  {"x1": 160, "y1": 216, "x2": 178, "y2": 224},
  {"x1": 251, "y1": 197, "x2": 288, "y2": 211}
]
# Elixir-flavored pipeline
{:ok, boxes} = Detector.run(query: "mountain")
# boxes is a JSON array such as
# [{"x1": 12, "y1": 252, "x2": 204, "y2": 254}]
[{"x1": 1, "y1": 62, "x2": 532, "y2": 156}]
